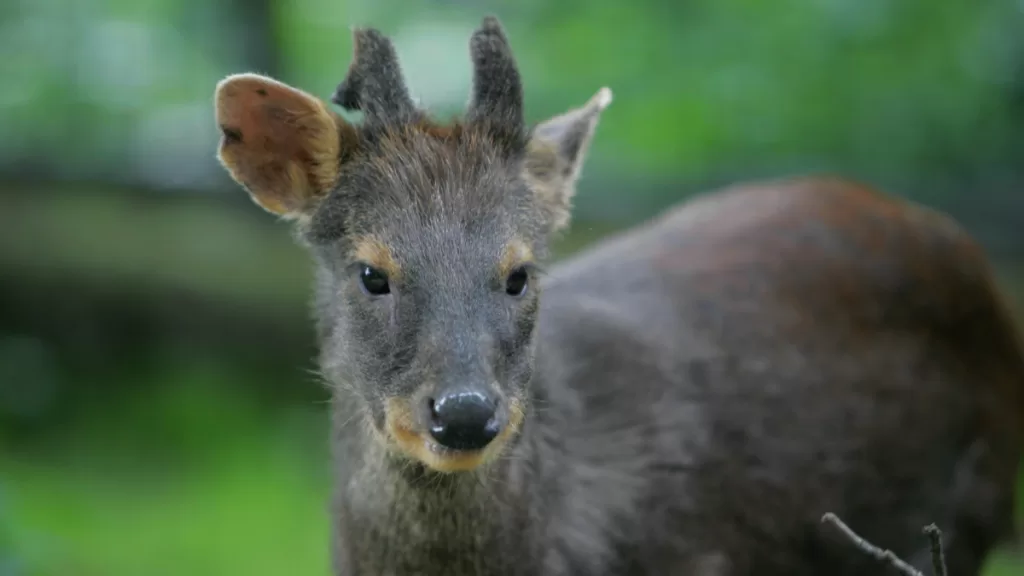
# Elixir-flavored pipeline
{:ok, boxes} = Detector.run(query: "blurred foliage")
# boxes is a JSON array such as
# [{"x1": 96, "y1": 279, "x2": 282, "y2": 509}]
[
  {"x1": 2, "y1": 366, "x2": 331, "y2": 576},
  {"x1": 1, "y1": 0, "x2": 1023, "y2": 574},
  {"x1": 4, "y1": 0, "x2": 1024, "y2": 227}
]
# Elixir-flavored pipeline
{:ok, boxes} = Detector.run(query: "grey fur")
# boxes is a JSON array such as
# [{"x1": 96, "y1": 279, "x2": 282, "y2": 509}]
[
  {"x1": 332, "y1": 28, "x2": 421, "y2": 126},
  {"x1": 465, "y1": 16, "x2": 525, "y2": 145},
  {"x1": 320, "y1": 175, "x2": 1024, "y2": 576},
  {"x1": 215, "y1": 16, "x2": 1024, "y2": 576}
]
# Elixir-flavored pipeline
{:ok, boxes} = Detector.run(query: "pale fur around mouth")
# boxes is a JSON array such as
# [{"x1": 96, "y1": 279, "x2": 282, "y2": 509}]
[{"x1": 382, "y1": 396, "x2": 524, "y2": 473}]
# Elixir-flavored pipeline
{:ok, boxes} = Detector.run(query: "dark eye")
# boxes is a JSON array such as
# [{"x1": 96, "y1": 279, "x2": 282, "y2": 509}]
[
  {"x1": 505, "y1": 266, "x2": 529, "y2": 297},
  {"x1": 359, "y1": 265, "x2": 391, "y2": 296}
]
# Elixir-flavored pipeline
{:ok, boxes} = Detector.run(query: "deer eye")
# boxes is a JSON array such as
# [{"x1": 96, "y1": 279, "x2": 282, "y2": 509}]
[
  {"x1": 359, "y1": 265, "x2": 391, "y2": 296},
  {"x1": 505, "y1": 266, "x2": 529, "y2": 297}
]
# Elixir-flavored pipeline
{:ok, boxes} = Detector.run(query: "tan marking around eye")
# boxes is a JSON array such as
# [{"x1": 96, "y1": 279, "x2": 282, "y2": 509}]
[
  {"x1": 351, "y1": 236, "x2": 401, "y2": 280},
  {"x1": 499, "y1": 239, "x2": 534, "y2": 279}
]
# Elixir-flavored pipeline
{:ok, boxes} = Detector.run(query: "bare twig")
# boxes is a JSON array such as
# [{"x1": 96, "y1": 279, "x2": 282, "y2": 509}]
[
  {"x1": 922, "y1": 524, "x2": 948, "y2": 576},
  {"x1": 820, "y1": 512, "x2": 924, "y2": 576}
]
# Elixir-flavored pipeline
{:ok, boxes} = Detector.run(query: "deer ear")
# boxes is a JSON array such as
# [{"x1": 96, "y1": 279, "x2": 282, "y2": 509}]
[
  {"x1": 523, "y1": 87, "x2": 612, "y2": 233},
  {"x1": 215, "y1": 73, "x2": 352, "y2": 219}
]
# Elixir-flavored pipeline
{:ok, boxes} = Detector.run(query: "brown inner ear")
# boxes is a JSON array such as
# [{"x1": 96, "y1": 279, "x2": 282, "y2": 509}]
[{"x1": 215, "y1": 74, "x2": 351, "y2": 217}]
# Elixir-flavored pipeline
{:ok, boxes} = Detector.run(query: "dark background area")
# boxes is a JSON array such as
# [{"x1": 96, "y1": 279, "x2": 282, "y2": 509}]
[{"x1": 1, "y1": 0, "x2": 1022, "y2": 574}]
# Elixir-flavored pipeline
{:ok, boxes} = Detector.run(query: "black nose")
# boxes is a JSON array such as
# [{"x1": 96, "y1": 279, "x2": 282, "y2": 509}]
[{"x1": 428, "y1": 390, "x2": 500, "y2": 451}]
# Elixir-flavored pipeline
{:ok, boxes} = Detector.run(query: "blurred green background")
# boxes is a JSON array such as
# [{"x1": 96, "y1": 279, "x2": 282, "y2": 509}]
[{"x1": 1, "y1": 0, "x2": 1023, "y2": 574}]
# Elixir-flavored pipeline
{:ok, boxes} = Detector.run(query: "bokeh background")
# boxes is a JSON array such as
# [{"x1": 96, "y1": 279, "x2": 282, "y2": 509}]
[{"x1": 2, "y1": 0, "x2": 1023, "y2": 574}]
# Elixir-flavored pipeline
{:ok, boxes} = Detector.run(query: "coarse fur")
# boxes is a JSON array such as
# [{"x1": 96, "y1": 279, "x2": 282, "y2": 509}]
[{"x1": 212, "y1": 16, "x2": 1024, "y2": 576}]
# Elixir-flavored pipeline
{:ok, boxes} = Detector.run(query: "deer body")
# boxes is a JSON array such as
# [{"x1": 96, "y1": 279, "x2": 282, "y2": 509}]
[
  {"x1": 327, "y1": 177, "x2": 1023, "y2": 576},
  {"x1": 212, "y1": 17, "x2": 1023, "y2": 576}
]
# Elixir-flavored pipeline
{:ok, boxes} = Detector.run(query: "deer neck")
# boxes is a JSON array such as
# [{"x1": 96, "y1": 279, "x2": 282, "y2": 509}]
[{"x1": 331, "y1": 399, "x2": 536, "y2": 576}]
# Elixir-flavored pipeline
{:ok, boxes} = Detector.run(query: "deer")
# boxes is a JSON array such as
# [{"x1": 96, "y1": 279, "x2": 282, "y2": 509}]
[{"x1": 212, "y1": 16, "x2": 1024, "y2": 576}]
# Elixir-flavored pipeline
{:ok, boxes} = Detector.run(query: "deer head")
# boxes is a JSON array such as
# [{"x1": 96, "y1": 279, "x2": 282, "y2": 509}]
[{"x1": 213, "y1": 16, "x2": 611, "y2": 473}]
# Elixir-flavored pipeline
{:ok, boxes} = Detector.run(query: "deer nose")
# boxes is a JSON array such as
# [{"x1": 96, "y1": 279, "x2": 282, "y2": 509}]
[{"x1": 428, "y1": 389, "x2": 501, "y2": 451}]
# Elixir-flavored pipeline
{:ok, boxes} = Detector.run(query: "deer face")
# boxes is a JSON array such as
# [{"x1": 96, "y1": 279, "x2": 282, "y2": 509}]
[{"x1": 213, "y1": 17, "x2": 610, "y2": 473}]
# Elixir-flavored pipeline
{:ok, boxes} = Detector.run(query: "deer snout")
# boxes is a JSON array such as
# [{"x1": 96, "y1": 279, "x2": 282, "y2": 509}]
[{"x1": 427, "y1": 389, "x2": 502, "y2": 451}]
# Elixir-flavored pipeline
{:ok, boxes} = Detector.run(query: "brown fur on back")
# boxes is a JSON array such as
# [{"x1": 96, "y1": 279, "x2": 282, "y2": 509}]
[{"x1": 535, "y1": 175, "x2": 1023, "y2": 574}]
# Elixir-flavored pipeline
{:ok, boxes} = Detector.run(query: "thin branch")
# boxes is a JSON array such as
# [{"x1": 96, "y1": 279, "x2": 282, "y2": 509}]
[
  {"x1": 820, "y1": 512, "x2": 924, "y2": 576},
  {"x1": 923, "y1": 524, "x2": 948, "y2": 576}
]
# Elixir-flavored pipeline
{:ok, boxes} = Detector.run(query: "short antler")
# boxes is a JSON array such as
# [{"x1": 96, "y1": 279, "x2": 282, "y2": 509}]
[
  {"x1": 465, "y1": 16, "x2": 525, "y2": 142},
  {"x1": 332, "y1": 27, "x2": 420, "y2": 126}
]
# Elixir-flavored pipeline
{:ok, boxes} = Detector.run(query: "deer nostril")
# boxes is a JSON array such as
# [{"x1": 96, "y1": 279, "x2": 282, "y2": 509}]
[{"x1": 427, "y1": 390, "x2": 500, "y2": 451}]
